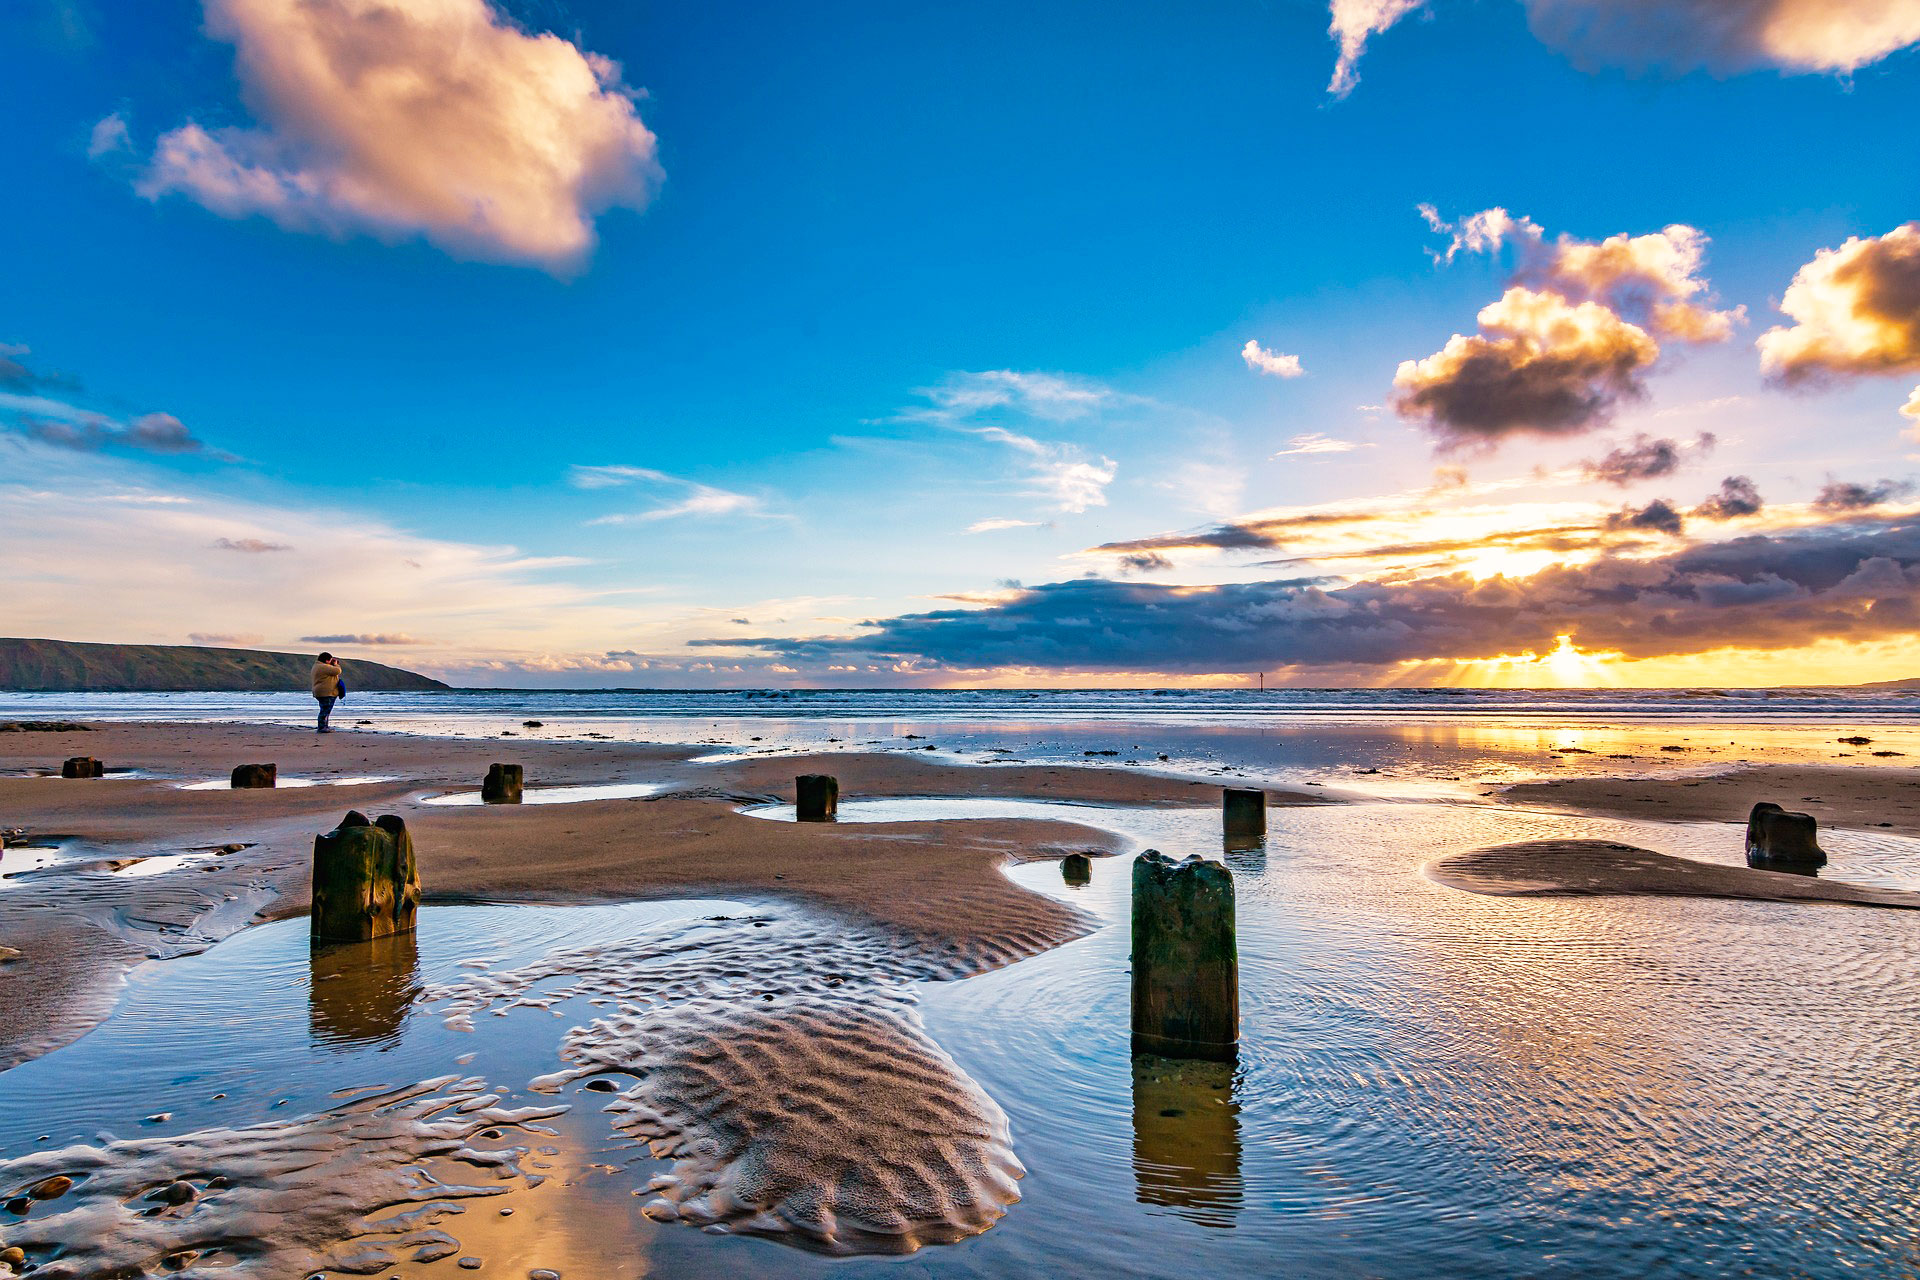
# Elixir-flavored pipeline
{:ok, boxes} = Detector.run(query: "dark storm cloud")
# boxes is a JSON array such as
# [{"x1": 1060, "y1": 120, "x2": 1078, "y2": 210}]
[
  {"x1": 698, "y1": 522, "x2": 1920, "y2": 673},
  {"x1": 1693, "y1": 476, "x2": 1763, "y2": 520}
]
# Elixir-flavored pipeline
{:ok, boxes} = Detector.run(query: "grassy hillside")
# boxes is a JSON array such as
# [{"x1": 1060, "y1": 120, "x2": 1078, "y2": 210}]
[{"x1": 0, "y1": 638, "x2": 448, "y2": 692}]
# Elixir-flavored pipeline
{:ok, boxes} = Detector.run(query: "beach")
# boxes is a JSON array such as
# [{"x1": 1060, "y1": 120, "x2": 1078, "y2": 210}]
[{"x1": 5, "y1": 699, "x2": 1920, "y2": 1276}]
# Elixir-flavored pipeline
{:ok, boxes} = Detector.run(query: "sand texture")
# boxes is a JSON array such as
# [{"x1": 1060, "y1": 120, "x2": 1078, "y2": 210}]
[
  {"x1": 1503, "y1": 764, "x2": 1920, "y2": 837},
  {"x1": 1429, "y1": 839, "x2": 1920, "y2": 908}
]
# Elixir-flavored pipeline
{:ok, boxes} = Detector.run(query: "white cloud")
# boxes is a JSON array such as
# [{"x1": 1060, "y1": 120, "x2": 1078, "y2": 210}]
[
  {"x1": 1757, "y1": 223, "x2": 1920, "y2": 384},
  {"x1": 1272, "y1": 432, "x2": 1366, "y2": 457},
  {"x1": 1525, "y1": 0, "x2": 1920, "y2": 76},
  {"x1": 87, "y1": 112, "x2": 130, "y2": 159},
  {"x1": 136, "y1": 0, "x2": 662, "y2": 271},
  {"x1": 1241, "y1": 339, "x2": 1305, "y2": 378},
  {"x1": 571, "y1": 464, "x2": 769, "y2": 524},
  {"x1": 1327, "y1": 0, "x2": 1426, "y2": 96},
  {"x1": 969, "y1": 426, "x2": 1117, "y2": 514},
  {"x1": 1903, "y1": 385, "x2": 1920, "y2": 438},
  {"x1": 906, "y1": 370, "x2": 1117, "y2": 423},
  {"x1": 965, "y1": 517, "x2": 1047, "y2": 533}
]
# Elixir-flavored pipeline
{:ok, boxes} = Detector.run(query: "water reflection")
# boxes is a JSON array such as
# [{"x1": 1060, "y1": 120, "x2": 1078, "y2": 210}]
[
  {"x1": 1131, "y1": 1054, "x2": 1242, "y2": 1229},
  {"x1": 308, "y1": 932, "x2": 421, "y2": 1049},
  {"x1": 1221, "y1": 832, "x2": 1266, "y2": 873}
]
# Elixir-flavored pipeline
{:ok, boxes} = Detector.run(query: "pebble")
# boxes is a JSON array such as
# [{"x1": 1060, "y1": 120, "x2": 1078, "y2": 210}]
[
  {"x1": 530, "y1": 1271, "x2": 562, "y2": 1279},
  {"x1": 29, "y1": 1176, "x2": 72, "y2": 1200},
  {"x1": 458, "y1": 1258, "x2": 484, "y2": 1270},
  {"x1": 153, "y1": 1181, "x2": 196, "y2": 1205},
  {"x1": 143, "y1": 1113, "x2": 172, "y2": 1124},
  {"x1": 1, "y1": 1246, "x2": 26, "y2": 1267},
  {"x1": 584, "y1": 1079, "x2": 617, "y2": 1093}
]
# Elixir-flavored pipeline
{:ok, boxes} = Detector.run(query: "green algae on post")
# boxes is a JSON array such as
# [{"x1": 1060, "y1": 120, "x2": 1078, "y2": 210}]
[
  {"x1": 481, "y1": 762, "x2": 524, "y2": 805},
  {"x1": 1130, "y1": 851, "x2": 1238, "y2": 1062},
  {"x1": 310, "y1": 812, "x2": 420, "y2": 943}
]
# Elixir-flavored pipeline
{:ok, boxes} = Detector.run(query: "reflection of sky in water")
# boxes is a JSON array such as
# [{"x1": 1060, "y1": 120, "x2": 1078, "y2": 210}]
[
  {"x1": 177, "y1": 775, "x2": 396, "y2": 790},
  {"x1": 5, "y1": 800, "x2": 1920, "y2": 1276},
  {"x1": 419, "y1": 781, "x2": 666, "y2": 806}
]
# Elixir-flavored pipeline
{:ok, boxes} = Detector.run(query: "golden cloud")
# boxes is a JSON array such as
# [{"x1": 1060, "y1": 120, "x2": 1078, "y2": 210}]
[
  {"x1": 138, "y1": 0, "x2": 662, "y2": 270},
  {"x1": 1757, "y1": 223, "x2": 1920, "y2": 383}
]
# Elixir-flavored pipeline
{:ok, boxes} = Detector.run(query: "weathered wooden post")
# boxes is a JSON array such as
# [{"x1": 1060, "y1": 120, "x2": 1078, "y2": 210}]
[
  {"x1": 796, "y1": 773, "x2": 838, "y2": 821},
  {"x1": 230, "y1": 763, "x2": 277, "y2": 789},
  {"x1": 60, "y1": 756, "x2": 106, "y2": 778},
  {"x1": 1062, "y1": 852, "x2": 1092, "y2": 885},
  {"x1": 1222, "y1": 788, "x2": 1265, "y2": 840},
  {"x1": 1132, "y1": 850, "x2": 1237, "y2": 1061},
  {"x1": 1746, "y1": 801, "x2": 1827, "y2": 870},
  {"x1": 481, "y1": 763, "x2": 524, "y2": 805},
  {"x1": 311, "y1": 810, "x2": 420, "y2": 943}
]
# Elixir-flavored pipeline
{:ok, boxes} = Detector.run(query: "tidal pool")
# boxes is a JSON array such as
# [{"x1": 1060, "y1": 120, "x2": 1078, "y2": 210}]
[
  {"x1": 4, "y1": 799, "x2": 1920, "y2": 1277},
  {"x1": 418, "y1": 781, "x2": 666, "y2": 806}
]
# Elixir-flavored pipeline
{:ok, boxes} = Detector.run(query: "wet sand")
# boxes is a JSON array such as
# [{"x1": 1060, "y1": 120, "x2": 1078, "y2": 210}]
[
  {"x1": 1503, "y1": 763, "x2": 1920, "y2": 837},
  {"x1": 1428, "y1": 839, "x2": 1920, "y2": 908},
  {"x1": 0, "y1": 721, "x2": 1322, "y2": 1068}
]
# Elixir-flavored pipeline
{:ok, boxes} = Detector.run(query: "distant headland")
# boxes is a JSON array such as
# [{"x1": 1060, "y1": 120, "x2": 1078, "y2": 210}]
[{"x1": 0, "y1": 638, "x2": 448, "y2": 692}]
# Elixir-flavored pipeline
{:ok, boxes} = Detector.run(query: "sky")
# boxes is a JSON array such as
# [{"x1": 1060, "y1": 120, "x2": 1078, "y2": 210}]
[{"x1": 3, "y1": 0, "x2": 1919, "y2": 688}]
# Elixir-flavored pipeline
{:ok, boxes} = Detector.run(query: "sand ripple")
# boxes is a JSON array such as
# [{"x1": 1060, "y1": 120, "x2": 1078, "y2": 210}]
[
  {"x1": 429, "y1": 910, "x2": 1032, "y2": 1253},
  {"x1": 0, "y1": 1075, "x2": 563, "y2": 1277}
]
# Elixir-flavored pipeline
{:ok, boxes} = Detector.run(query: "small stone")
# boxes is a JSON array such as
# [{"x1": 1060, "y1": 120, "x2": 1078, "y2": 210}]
[
  {"x1": 29, "y1": 1176, "x2": 72, "y2": 1200},
  {"x1": 530, "y1": 1271, "x2": 562, "y2": 1280},
  {"x1": 0, "y1": 1246, "x2": 26, "y2": 1266},
  {"x1": 584, "y1": 1079, "x2": 618, "y2": 1093},
  {"x1": 499, "y1": 1206, "x2": 514, "y2": 1215},
  {"x1": 152, "y1": 1181, "x2": 196, "y2": 1205},
  {"x1": 206, "y1": 1176, "x2": 231, "y2": 1188},
  {"x1": 162, "y1": 1249, "x2": 200, "y2": 1271},
  {"x1": 143, "y1": 1113, "x2": 171, "y2": 1124},
  {"x1": 458, "y1": 1258, "x2": 484, "y2": 1270},
  {"x1": 4, "y1": 1197, "x2": 29, "y2": 1215},
  {"x1": 0, "y1": 947, "x2": 21, "y2": 963}
]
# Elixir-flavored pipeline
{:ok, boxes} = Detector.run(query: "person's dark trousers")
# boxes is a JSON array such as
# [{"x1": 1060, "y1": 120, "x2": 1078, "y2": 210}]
[{"x1": 317, "y1": 696, "x2": 337, "y2": 732}]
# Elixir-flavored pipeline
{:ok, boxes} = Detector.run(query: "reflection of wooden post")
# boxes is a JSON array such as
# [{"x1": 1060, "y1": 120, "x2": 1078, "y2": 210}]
[
  {"x1": 481, "y1": 763, "x2": 523, "y2": 805},
  {"x1": 1745, "y1": 802, "x2": 1827, "y2": 869},
  {"x1": 1131, "y1": 1054, "x2": 1242, "y2": 1226},
  {"x1": 230, "y1": 763, "x2": 277, "y2": 789},
  {"x1": 60, "y1": 757, "x2": 105, "y2": 778},
  {"x1": 1222, "y1": 788, "x2": 1265, "y2": 839},
  {"x1": 311, "y1": 811, "x2": 420, "y2": 943},
  {"x1": 310, "y1": 930, "x2": 420, "y2": 1047},
  {"x1": 796, "y1": 774, "x2": 838, "y2": 821},
  {"x1": 1062, "y1": 852, "x2": 1092, "y2": 885},
  {"x1": 1132, "y1": 851, "x2": 1237, "y2": 1062}
]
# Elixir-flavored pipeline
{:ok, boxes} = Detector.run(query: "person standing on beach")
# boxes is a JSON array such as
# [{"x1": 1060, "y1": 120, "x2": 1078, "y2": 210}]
[{"x1": 311, "y1": 652, "x2": 342, "y2": 733}]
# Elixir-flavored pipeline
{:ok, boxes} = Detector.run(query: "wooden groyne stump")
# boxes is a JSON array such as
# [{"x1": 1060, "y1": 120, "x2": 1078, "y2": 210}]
[
  {"x1": 481, "y1": 763, "x2": 524, "y2": 805},
  {"x1": 230, "y1": 763, "x2": 277, "y2": 789},
  {"x1": 1132, "y1": 851, "x2": 1238, "y2": 1062},
  {"x1": 1746, "y1": 802, "x2": 1827, "y2": 870},
  {"x1": 1222, "y1": 788, "x2": 1265, "y2": 839},
  {"x1": 311, "y1": 810, "x2": 420, "y2": 943},
  {"x1": 1062, "y1": 852, "x2": 1093, "y2": 885},
  {"x1": 60, "y1": 756, "x2": 105, "y2": 778},
  {"x1": 796, "y1": 773, "x2": 839, "y2": 822}
]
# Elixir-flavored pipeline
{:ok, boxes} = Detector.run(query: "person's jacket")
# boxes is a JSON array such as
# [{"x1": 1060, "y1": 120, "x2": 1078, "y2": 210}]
[{"x1": 311, "y1": 662, "x2": 343, "y2": 699}]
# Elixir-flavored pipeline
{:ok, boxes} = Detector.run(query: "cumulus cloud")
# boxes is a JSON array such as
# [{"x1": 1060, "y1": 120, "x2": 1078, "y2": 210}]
[
  {"x1": 1242, "y1": 340, "x2": 1305, "y2": 378},
  {"x1": 1904, "y1": 385, "x2": 1920, "y2": 429},
  {"x1": 1694, "y1": 475, "x2": 1764, "y2": 520},
  {"x1": 1605, "y1": 497, "x2": 1685, "y2": 535},
  {"x1": 1393, "y1": 287, "x2": 1660, "y2": 448},
  {"x1": 212, "y1": 536, "x2": 292, "y2": 552},
  {"x1": 1524, "y1": 0, "x2": 1920, "y2": 77},
  {"x1": 1814, "y1": 477, "x2": 1916, "y2": 511},
  {"x1": 1395, "y1": 211, "x2": 1738, "y2": 449},
  {"x1": 1757, "y1": 223, "x2": 1920, "y2": 384},
  {"x1": 570, "y1": 465, "x2": 769, "y2": 523},
  {"x1": 705, "y1": 521, "x2": 1920, "y2": 674},
  {"x1": 1272, "y1": 432, "x2": 1365, "y2": 457},
  {"x1": 136, "y1": 0, "x2": 661, "y2": 270},
  {"x1": 1327, "y1": 0, "x2": 1426, "y2": 95},
  {"x1": 1581, "y1": 433, "x2": 1694, "y2": 486},
  {"x1": 301, "y1": 632, "x2": 428, "y2": 645}
]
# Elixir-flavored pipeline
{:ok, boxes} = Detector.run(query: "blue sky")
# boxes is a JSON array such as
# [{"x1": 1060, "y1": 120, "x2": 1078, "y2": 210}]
[{"x1": 4, "y1": 0, "x2": 1919, "y2": 685}]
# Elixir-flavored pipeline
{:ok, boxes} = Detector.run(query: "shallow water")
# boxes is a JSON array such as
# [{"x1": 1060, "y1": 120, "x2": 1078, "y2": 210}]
[
  {"x1": 7, "y1": 795, "x2": 1920, "y2": 1276},
  {"x1": 418, "y1": 781, "x2": 666, "y2": 806}
]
